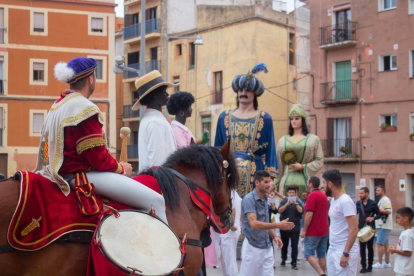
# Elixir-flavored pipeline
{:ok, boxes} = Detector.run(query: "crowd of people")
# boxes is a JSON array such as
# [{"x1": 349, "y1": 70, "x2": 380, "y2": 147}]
[{"x1": 29, "y1": 56, "x2": 413, "y2": 276}]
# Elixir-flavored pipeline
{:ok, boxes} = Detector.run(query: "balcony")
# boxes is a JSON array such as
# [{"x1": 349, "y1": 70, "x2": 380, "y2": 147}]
[
  {"x1": 319, "y1": 21, "x2": 357, "y2": 50},
  {"x1": 321, "y1": 139, "x2": 359, "y2": 163},
  {"x1": 123, "y1": 60, "x2": 160, "y2": 79},
  {"x1": 0, "y1": 27, "x2": 5, "y2": 44},
  {"x1": 123, "y1": 105, "x2": 140, "y2": 118},
  {"x1": 124, "y1": 19, "x2": 160, "y2": 42},
  {"x1": 127, "y1": 144, "x2": 138, "y2": 159},
  {"x1": 320, "y1": 80, "x2": 358, "y2": 105}
]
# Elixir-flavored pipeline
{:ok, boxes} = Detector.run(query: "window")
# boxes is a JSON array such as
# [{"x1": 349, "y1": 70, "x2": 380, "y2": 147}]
[
  {"x1": 379, "y1": 0, "x2": 396, "y2": 11},
  {"x1": 33, "y1": 12, "x2": 44, "y2": 32},
  {"x1": 0, "y1": 107, "x2": 3, "y2": 146},
  {"x1": 146, "y1": 7, "x2": 157, "y2": 20},
  {"x1": 133, "y1": 91, "x2": 139, "y2": 103},
  {"x1": 33, "y1": 62, "x2": 44, "y2": 81},
  {"x1": 201, "y1": 117, "x2": 211, "y2": 146},
  {"x1": 128, "y1": 51, "x2": 139, "y2": 65},
  {"x1": 289, "y1": 33, "x2": 295, "y2": 65},
  {"x1": 212, "y1": 71, "x2": 223, "y2": 104},
  {"x1": 189, "y1": 42, "x2": 195, "y2": 69},
  {"x1": 327, "y1": 117, "x2": 352, "y2": 157},
  {"x1": 124, "y1": 13, "x2": 139, "y2": 27},
  {"x1": 0, "y1": 8, "x2": 4, "y2": 43},
  {"x1": 30, "y1": 110, "x2": 46, "y2": 136},
  {"x1": 88, "y1": 55, "x2": 106, "y2": 83},
  {"x1": 410, "y1": 113, "x2": 414, "y2": 134},
  {"x1": 150, "y1": 47, "x2": 158, "y2": 61},
  {"x1": 380, "y1": 114, "x2": 397, "y2": 131},
  {"x1": 176, "y1": 44, "x2": 182, "y2": 56},
  {"x1": 30, "y1": 11, "x2": 47, "y2": 36},
  {"x1": 410, "y1": 0, "x2": 414, "y2": 14},
  {"x1": 173, "y1": 77, "x2": 180, "y2": 93},
  {"x1": 0, "y1": 57, "x2": 3, "y2": 95},
  {"x1": 88, "y1": 15, "x2": 106, "y2": 36},
  {"x1": 379, "y1": 54, "x2": 397, "y2": 71},
  {"x1": 91, "y1": 17, "x2": 103, "y2": 33},
  {"x1": 96, "y1": 60, "x2": 103, "y2": 80},
  {"x1": 30, "y1": 59, "x2": 48, "y2": 85},
  {"x1": 33, "y1": 113, "x2": 44, "y2": 133}
]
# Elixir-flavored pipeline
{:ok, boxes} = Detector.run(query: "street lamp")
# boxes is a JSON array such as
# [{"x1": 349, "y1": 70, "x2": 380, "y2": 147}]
[
  {"x1": 164, "y1": 34, "x2": 203, "y2": 82},
  {"x1": 113, "y1": 56, "x2": 140, "y2": 76}
]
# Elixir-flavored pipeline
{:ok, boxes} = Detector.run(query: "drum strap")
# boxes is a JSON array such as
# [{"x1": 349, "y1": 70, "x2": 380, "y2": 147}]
[{"x1": 179, "y1": 237, "x2": 202, "y2": 248}]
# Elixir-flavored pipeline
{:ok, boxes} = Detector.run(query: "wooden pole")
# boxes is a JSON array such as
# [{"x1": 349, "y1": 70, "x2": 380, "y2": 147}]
[{"x1": 119, "y1": 127, "x2": 131, "y2": 163}]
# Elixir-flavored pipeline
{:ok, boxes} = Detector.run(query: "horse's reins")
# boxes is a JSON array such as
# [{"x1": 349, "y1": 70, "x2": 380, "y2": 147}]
[{"x1": 167, "y1": 168, "x2": 233, "y2": 235}]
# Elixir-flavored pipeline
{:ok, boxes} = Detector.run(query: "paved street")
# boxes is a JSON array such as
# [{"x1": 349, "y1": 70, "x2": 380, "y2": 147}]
[{"x1": 206, "y1": 231, "x2": 400, "y2": 276}]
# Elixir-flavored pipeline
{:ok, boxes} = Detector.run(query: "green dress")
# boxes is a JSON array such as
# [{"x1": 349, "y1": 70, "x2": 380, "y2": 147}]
[{"x1": 276, "y1": 134, "x2": 324, "y2": 196}]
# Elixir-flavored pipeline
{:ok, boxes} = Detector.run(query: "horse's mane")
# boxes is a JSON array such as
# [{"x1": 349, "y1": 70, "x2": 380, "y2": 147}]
[{"x1": 140, "y1": 145, "x2": 238, "y2": 210}]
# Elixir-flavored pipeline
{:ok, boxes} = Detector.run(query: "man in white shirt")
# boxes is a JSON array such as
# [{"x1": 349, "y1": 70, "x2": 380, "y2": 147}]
[
  {"x1": 372, "y1": 185, "x2": 393, "y2": 268},
  {"x1": 323, "y1": 169, "x2": 359, "y2": 276},
  {"x1": 132, "y1": 70, "x2": 177, "y2": 172}
]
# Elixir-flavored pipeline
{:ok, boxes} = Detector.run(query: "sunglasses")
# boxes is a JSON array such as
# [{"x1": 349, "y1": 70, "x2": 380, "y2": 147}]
[{"x1": 289, "y1": 116, "x2": 301, "y2": 121}]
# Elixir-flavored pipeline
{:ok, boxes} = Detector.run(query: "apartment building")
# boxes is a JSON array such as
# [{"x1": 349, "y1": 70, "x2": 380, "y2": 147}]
[
  {"x1": 122, "y1": 0, "x2": 161, "y2": 172},
  {"x1": 0, "y1": 0, "x2": 116, "y2": 176},
  {"x1": 309, "y1": 0, "x2": 414, "y2": 214}
]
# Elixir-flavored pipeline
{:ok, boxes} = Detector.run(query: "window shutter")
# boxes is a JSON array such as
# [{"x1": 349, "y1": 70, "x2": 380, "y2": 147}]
[
  {"x1": 0, "y1": 107, "x2": 3, "y2": 129},
  {"x1": 33, "y1": 62, "x2": 44, "y2": 71},
  {"x1": 91, "y1": 18, "x2": 103, "y2": 30},
  {"x1": 0, "y1": 8, "x2": 4, "y2": 28},
  {"x1": 34, "y1": 13, "x2": 44, "y2": 29},
  {"x1": 124, "y1": 14, "x2": 133, "y2": 27},
  {"x1": 0, "y1": 61, "x2": 4, "y2": 80},
  {"x1": 33, "y1": 113, "x2": 44, "y2": 133}
]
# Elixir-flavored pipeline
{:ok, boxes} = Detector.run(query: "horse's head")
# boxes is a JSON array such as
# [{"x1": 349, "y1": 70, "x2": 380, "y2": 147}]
[{"x1": 211, "y1": 139, "x2": 239, "y2": 233}]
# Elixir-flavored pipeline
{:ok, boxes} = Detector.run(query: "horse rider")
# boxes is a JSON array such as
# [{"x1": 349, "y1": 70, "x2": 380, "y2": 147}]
[{"x1": 34, "y1": 57, "x2": 168, "y2": 223}]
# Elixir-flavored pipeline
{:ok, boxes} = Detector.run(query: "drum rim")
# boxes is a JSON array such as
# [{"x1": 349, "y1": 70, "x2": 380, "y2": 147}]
[{"x1": 96, "y1": 210, "x2": 185, "y2": 276}]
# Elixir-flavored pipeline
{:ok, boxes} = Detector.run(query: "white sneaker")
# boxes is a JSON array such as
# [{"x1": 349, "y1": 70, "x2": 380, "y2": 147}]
[
  {"x1": 372, "y1": 262, "x2": 384, "y2": 268},
  {"x1": 383, "y1": 262, "x2": 392, "y2": 268},
  {"x1": 286, "y1": 259, "x2": 292, "y2": 264}
]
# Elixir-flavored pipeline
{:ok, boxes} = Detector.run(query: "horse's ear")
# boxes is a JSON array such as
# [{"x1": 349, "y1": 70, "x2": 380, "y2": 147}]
[{"x1": 220, "y1": 138, "x2": 231, "y2": 160}]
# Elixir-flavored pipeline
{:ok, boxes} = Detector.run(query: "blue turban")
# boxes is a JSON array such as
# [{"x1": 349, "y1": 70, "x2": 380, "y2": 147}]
[{"x1": 231, "y1": 62, "x2": 268, "y2": 97}]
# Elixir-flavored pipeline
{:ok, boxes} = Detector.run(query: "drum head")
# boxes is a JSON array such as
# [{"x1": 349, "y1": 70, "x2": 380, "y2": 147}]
[{"x1": 98, "y1": 211, "x2": 183, "y2": 276}]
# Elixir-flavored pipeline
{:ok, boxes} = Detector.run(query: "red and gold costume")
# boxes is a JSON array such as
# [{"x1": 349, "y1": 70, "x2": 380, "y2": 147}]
[{"x1": 34, "y1": 90, "x2": 123, "y2": 195}]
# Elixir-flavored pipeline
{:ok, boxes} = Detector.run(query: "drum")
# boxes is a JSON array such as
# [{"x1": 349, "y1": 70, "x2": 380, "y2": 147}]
[
  {"x1": 357, "y1": 225, "x2": 375, "y2": 243},
  {"x1": 96, "y1": 210, "x2": 185, "y2": 276}
]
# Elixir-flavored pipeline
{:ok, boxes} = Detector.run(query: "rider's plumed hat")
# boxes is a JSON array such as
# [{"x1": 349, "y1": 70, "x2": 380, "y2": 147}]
[
  {"x1": 231, "y1": 62, "x2": 268, "y2": 97},
  {"x1": 54, "y1": 57, "x2": 98, "y2": 84}
]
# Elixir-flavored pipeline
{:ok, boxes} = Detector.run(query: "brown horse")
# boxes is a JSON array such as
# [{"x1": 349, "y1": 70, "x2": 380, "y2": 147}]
[{"x1": 0, "y1": 143, "x2": 238, "y2": 276}]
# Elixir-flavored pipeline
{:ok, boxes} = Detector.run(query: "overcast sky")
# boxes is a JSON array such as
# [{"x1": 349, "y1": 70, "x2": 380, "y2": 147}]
[{"x1": 115, "y1": 0, "x2": 124, "y2": 18}]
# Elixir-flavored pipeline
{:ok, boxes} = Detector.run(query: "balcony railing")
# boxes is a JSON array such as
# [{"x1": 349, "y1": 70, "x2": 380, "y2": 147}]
[
  {"x1": 321, "y1": 139, "x2": 359, "y2": 159},
  {"x1": 320, "y1": 21, "x2": 357, "y2": 49},
  {"x1": 123, "y1": 105, "x2": 140, "y2": 118},
  {"x1": 124, "y1": 60, "x2": 160, "y2": 79},
  {"x1": 127, "y1": 144, "x2": 138, "y2": 159},
  {"x1": 124, "y1": 18, "x2": 160, "y2": 40},
  {"x1": 320, "y1": 80, "x2": 358, "y2": 105},
  {"x1": 0, "y1": 27, "x2": 5, "y2": 44}
]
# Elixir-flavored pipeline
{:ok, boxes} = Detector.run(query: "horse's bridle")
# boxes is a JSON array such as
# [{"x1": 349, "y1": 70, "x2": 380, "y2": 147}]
[{"x1": 167, "y1": 167, "x2": 233, "y2": 234}]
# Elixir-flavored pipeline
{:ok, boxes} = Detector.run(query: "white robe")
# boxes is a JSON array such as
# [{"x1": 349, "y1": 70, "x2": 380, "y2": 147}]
[{"x1": 138, "y1": 108, "x2": 177, "y2": 172}]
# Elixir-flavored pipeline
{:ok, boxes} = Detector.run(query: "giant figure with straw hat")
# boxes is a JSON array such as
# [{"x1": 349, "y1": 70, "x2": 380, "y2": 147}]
[
  {"x1": 34, "y1": 57, "x2": 168, "y2": 223},
  {"x1": 132, "y1": 70, "x2": 177, "y2": 173},
  {"x1": 214, "y1": 63, "x2": 279, "y2": 198},
  {"x1": 276, "y1": 104, "x2": 324, "y2": 196}
]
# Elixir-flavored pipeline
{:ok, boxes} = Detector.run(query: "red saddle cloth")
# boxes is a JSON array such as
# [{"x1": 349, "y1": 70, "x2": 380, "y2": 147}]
[
  {"x1": 7, "y1": 171, "x2": 103, "y2": 251},
  {"x1": 7, "y1": 171, "x2": 162, "y2": 252}
]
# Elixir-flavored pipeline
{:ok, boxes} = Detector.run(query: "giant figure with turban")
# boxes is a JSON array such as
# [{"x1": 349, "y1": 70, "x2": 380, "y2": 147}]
[{"x1": 214, "y1": 63, "x2": 278, "y2": 197}]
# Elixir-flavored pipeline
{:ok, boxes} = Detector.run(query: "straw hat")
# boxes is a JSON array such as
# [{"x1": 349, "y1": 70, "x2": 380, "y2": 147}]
[{"x1": 131, "y1": 70, "x2": 178, "y2": 111}]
